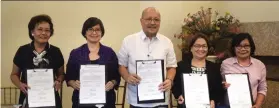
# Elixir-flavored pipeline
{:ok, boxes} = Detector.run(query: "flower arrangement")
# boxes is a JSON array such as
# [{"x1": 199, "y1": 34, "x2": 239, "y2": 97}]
[{"x1": 175, "y1": 7, "x2": 241, "y2": 59}]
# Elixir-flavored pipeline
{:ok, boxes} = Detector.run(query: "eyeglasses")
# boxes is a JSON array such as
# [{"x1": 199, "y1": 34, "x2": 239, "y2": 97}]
[
  {"x1": 193, "y1": 44, "x2": 208, "y2": 50},
  {"x1": 87, "y1": 28, "x2": 101, "y2": 34},
  {"x1": 143, "y1": 18, "x2": 161, "y2": 23},
  {"x1": 236, "y1": 45, "x2": 250, "y2": 50},
  {"x1": 36, "y1": 28, "x2": 51, "y2": 34}
]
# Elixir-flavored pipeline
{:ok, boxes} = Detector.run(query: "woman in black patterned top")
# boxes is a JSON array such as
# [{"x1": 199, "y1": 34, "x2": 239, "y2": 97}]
[
  {"x1": 10, "y1": 14, "x2": 64, "y2": 108},
  {"x1": 172, "y1": 33, "x2": 225, "y2": 108}
]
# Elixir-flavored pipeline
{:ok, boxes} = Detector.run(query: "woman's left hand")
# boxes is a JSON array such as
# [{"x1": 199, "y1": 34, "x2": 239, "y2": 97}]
[
  {"x1": 210, "y1": 100, "x2": 215, "y2": 108},
  {"x1": 105, "y1": 81, "x2": 115, "y2": 91},
  {"x1": 54, "y1": 80, "x2": 62, "y2": 91}
]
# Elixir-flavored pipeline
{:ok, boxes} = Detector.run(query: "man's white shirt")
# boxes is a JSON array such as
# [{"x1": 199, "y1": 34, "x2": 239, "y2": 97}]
[{"x1": 118, "y1": 30, "x2": 177, "y2": 107}]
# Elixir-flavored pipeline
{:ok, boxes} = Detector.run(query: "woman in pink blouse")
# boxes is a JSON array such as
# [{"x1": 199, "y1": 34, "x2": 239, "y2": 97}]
[{"x1": 221, "y1": 33, "x2": 267, "y2": 108}]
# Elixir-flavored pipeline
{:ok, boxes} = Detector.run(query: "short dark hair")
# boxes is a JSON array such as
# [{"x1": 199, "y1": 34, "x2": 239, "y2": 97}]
[
  {"x1": 81, "y1": 17, "x2": 105, "y2": 38},
  {"x1": 188, "y1": 33, "x2": 211, "y2": 58},
  {"x1": 230, "y1": 33, "x2": 256, "y2": 56},
  {"x1": 28, "y1": 14, "x2": 54, "y2": 40}
]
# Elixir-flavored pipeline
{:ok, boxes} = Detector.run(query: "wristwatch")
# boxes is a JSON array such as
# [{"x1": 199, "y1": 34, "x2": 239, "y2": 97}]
[{"x1": 111, "y1": 80, "x2": 117, "y2": 85}]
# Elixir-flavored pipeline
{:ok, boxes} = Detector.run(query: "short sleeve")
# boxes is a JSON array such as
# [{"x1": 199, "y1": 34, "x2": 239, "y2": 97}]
[
  {"x1": 13, "y1": 46, "x2": 24, "y2": 69},
  {"x1": 166, "y1": 40, "x2": 177, "y2": 67},
  {"x1": 118, "y1": 38, "x2": 129, "y2": 67}
]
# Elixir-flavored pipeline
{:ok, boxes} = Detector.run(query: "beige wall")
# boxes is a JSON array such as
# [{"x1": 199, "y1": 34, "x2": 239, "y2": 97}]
[
  {"x1": 0, "y1": 1, "x2": 2, "y2": 86},
  {"x1": 1, "y1": 1, "x2": 279, "y2": 108}
]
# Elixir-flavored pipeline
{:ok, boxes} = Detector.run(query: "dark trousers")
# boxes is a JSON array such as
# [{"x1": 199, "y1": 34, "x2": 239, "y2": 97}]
[
  {"x1": 19, "y1": 91, "x2": 62, "y2": 108},
  {"x1": 177, "y1": 103, "x2": 230, "y2": 108},
  {"x1": 73, "y1": 104, "x2": 115, "y2": 108},
  {"x1": 72, "y1": 90, "x2": 116, "y2": 108},
  {"x1": 130, "y1": 105, "x2": 168, "y2": 108}
]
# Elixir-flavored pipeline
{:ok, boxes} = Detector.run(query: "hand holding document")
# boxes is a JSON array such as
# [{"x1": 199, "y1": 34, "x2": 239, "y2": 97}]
[
  {"x1": 225, "y1": 74, "x2": 252, "y2": 108},
  {"x1": 79, "y1": 65, "x2": 106, "y2": 105},
  {"x1": 183, "y1": 73, "x2": 210, "y2": 108},
  {"x1": 27, "y1": 69, "x2": 55, "y2": 107},
  {"x1": 136, "y1": 60, "x2": 165, "y2": 103}
]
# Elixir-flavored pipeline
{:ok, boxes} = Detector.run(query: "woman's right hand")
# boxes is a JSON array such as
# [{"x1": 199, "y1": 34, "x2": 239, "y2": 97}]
[
  {"x1": 70, "y1": 80, "x2": 80, "y2": 90},
  {"x1": 19, "y1": 82, "x2": 30, "y2": 94},
  {"x1": 222, "y1": 81, "x2": 231, "y2": 89},
  {"x1": 178, "y1": 95, "x2": 184, "y2": 104}
]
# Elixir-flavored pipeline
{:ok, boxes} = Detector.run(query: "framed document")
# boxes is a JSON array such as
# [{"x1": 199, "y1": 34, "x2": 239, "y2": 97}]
[
  {"x1": 136, "y1": 59, "x2": 165, "y2": 103},
  {"x1": 79, "y1": 65, "x2": 106, "y2": 107},
  {"x1": 225, "y1": 73, "x2": 253, "y2": 108},
  {"x1": 182, "y1": 73, "x2": 210, "y2": 108},
  {"x1": 27, "y1": 69, "x2": 56, "y2": 108}
]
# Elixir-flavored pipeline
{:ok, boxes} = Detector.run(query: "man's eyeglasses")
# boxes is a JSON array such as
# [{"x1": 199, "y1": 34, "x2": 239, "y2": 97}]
[
  {"x1": 236, "y1": 45, "x2": 251, "y2": 50},
  {"x1": 143, "y1": 18, "x2": 161, "y2": 23},
  {"x1": 87, "y1": 28, "x2": 101, "y2": 34}
]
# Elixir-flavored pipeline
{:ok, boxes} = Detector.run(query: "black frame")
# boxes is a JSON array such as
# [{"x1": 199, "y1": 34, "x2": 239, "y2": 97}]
[
  {"x1": 181, "y1": 73, "x2": 211, "y2": 108},
  {"x1": 135, "y1": 59, "x2": 165, "y2": 104},
  {"x1": 26, "y1": 68, "x2": 56, "y2": 108},
  {"x1": 78, "y1": 64, "x2": 107, "y2": 107},
  {"x1": 224, "y1": 73, "x2": 254, "y2": 107}
]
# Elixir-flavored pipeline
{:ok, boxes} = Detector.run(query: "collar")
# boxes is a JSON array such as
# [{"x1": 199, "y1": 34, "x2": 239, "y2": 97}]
[
  {"x1": 82, "y1": 42, "x2": 105, "y2": 55},
  {"x1": 30, "y1": 41, "x2": 50, "y2": 52},
  {"x1": 232, "y1": 57, "x2": 254, "y2": 67},
  {"x1": 139, "y1": 30, "x2": 160, "y2": 41}
]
